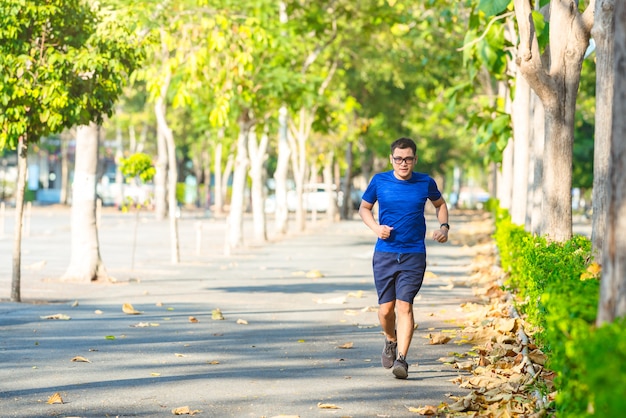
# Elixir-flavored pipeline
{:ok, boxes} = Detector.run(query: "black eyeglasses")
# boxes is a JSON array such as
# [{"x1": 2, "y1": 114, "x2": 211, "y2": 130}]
[{"x1": 392, "y1": 156, "x2": 416, "y2": 164}]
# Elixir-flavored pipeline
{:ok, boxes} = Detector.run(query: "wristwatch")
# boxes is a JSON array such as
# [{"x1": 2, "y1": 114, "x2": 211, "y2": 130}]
[{"x1": 440, "y1": 223, "x2": 450, "y2": 230}]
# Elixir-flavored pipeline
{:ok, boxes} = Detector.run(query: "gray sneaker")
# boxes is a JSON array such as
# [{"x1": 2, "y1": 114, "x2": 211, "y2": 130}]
[
  {"x1": 381, "y1": 339, "x2": 397, "y2": 369},
  {"x1": 392, "y1": 355, "x2": 409, "y2": 379}
]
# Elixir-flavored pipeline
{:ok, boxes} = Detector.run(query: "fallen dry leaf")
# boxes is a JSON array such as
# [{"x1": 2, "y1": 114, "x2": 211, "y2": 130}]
[
  {"x1": 317, "y1": 402, "x2": 341, "y2": 409},
  {"x1": 407, "y1": 405, "x2": 439, "y2": 415},
  {"x1": 212, "y1": 308, "x2": 224, "y2": 320},
  {"x1": 236, "y1": 318, "x2": 248, "y2": 325},
  {"x1": 70, "y1": 356, "x2": 91, "y2": 363},
  {"x1": 337, "y1": 342, "x2": 354, "y2": 349},
  {"x1": 188, "y1": 316, "x2": 198, "y2": 323},
  {"x1": 207, "y1": 360, "x2": 220, "y2": 365},
  {"x1": 171, "y1": 405, "x2": 201, "y2": 415},
  {"x1": 306, "y1": 269, "x2": 324, "y2": 278},
  {"x1": 428, "y1": 333, "x2": 452, "y2": 345},
  {"x1": 122, "y1": 303, "x2": 142, "y2": 315},
  {"x1": 47, "y1": 392, "x2": 64, "y2": 404},
  {"x1": 40, "y1": 313, "x2": 71, "y2": 320}
]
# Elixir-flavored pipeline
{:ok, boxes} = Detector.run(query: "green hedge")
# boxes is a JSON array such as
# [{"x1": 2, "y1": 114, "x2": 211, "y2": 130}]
[{"x1": 494, "y1": 209, "x2": 626, "y2": 416}]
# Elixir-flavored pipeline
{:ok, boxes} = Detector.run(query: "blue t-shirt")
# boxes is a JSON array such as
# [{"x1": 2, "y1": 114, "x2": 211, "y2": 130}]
[{"x1": 362, "y1": 170, "x2": 442, "y2": 254}]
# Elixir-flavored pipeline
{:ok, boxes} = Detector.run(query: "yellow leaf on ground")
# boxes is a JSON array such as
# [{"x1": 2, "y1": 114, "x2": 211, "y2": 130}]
[
  {"x1": 337, "y1": 342, "x2": 354, "y2": 349},
  {"x1": 428, "y1": 333, "x2": 451, "y2": 345},
  {"x1": 236, "y1": 318, "x2": 248, "y2": 325},
  {"x1": 407, "y1": 405, "x2": 439, "y2": 415},
  {"x1": 347, "y1": 290, "x2": 364, "y2": 298},
  {"x1": 494, "y1": 318, "x2": 517, "y2": 333},
  {"x1": 207, "y1": 360, "x2": 220, "y2": 365},
  {"x1": 122, "y1": 303, "x2": 142, "y2": 315},
  {"x1": 47, "y1": 392, "x2": 64, "y2": 404},
  {"x1": 70, "y1": 356, "x2": 91, "y2": 363},
  {"x1": 172, "y1": 405, "x2": 201, "y2": 415},
  {"x1": 212, "y1": 308, "x2": 224, "y2": 320},
  {"x1": 317, "y1": 402, "x2": 341, "y2": 409},
  {"x1": 306, "y1": 269, "x2": 324, "y2": 278}
]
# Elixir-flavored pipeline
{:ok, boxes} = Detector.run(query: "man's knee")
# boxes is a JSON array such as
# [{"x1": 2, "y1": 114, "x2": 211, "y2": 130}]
[
  {"x1": 379, "y1": 301, "x2": 395, "y2": 317},
  {"x1": 396, "y1": 300, "x2": 413, "y2": 315}
]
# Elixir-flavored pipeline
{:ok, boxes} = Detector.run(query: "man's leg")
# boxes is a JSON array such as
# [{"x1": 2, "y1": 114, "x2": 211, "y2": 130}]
[
  {"x1": 379, "y1": 300, "x2": 397, "y2": 369},
  {"x1": 395, "y1": 300, "x2": 414, "y2": 358},
  {"x1": 392, "y1": 299, "x2": 413, "y2": 379},
  {"x1": 378, "y1": 300, "x2": 396, "y2": 341}
]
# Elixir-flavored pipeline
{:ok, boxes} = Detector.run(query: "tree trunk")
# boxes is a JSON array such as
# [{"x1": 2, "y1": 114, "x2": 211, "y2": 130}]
[
  {"x1": 498, "y1": 141, "x2": 514, "y2": 211},
  {"x1": 226, "y1": 115, "x2": 252, "y2": 253},
  {"x1": 274, "y1": 106, "x2": 291, "y2": 234},
  {"x1": 591, "y1": 0, "x2": 615, "y2": 259},
  {"x1": 511, "y1": 70, "x2": 531, "y2": 226},
  {"x1": 498, "y1": 80, "x2": 514, "y2": 211},
  {"x1": 59, "y1": 129, "x2": 71, "y2": 205},
  {"x1": 114, "y1": 107, "x2": 125, "y2": 208},
  {"x1": 213, "y1": 140, "x2": 224, "y2": 215},
  {"x1": 514, "y1": 0, "x2": 594, "y2": 241},
  {"x1": 155, "y1": 93, "x2": 180, "y2": 264},
  {"x1": 340, "y1": 141, "x2": 353, "y2": 220},
  {"x1": 199, "y1": 146, "x2": 211, "y2": 209},
  {"x1": 598, "y1": 0, "x2": 625, "y2": 324},
  {"x1": 11, "y1": 137, "x2": 28, "y2": 301},
  {"x1": 248, "y1": 126, "x2": 269, "y2": 243},
  {"x1": 154, "y1": 122, "x2": 168, "y2": 220},
  {"x1": 288, "y1": 107, "x2": 314, "y2": 232},
  {"x1": 62, "y1": 123, "x2": 108, "y2": 282},
  {"x1": 528, "y1": 92, "x2": 545, "y2": 235},
  {"x1": 322, "y1": 151, "x2": 338, "y2": 222}
]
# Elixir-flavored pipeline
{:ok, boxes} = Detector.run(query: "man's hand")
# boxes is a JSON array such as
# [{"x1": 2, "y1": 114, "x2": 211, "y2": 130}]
[
  {"x1": 432, "y1": 228, "x2": 448, "y2": 243},
  {"x1": 378, "y1": 225, "x2": 394, "y2": 240}
]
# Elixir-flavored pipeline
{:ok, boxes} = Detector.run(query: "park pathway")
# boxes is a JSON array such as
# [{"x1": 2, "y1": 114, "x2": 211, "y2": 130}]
[{"x1": 0, "y1": 206, "x2": 493, "y2": 417}]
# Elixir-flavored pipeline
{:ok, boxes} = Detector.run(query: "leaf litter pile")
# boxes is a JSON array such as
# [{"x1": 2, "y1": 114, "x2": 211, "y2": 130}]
[{"x1": 411, "y1": 215, "x2": 554, "y2": 417}]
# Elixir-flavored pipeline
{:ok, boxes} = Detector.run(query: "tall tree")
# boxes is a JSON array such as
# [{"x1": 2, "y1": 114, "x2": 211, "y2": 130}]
[
  {"x1": 63, "y1": 124, "x2": 108, "y2": 281},
  {"x1": 591, "y1": 0, "x2": 615, "y2": 258},
  {"x1": 598, "y1": 0, "x2": 624, "y2": 324},
  {"x1": 0, "y1": 0, "x2": 141, "y2": 297},
  {"x1": 513, "y1": 0, "x2": 595, "y2": 241}
]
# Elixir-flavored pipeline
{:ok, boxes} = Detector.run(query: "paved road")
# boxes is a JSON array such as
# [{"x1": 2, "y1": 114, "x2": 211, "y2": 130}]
[{"x1": 0, "y1": 206, "x2": 492, "y2": 417}]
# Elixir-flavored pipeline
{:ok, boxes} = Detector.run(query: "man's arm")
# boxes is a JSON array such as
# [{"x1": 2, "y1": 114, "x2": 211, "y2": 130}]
[
  {"x1": 431, "y1": 196, "x2": 449, "y2": 243},
  {"x1": 359, "y1": 200, "x2": 393, "y2": 240}
]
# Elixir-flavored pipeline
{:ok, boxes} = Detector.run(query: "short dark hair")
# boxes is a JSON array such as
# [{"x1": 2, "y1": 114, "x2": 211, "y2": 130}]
[{"x1": 390, "y1": 137, "x2": 416, "y2": 155}]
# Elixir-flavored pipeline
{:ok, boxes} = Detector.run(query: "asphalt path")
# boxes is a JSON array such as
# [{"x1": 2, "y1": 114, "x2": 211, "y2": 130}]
[{"x1": 0, "y1": 205, "x2": 496, "y2": 417}]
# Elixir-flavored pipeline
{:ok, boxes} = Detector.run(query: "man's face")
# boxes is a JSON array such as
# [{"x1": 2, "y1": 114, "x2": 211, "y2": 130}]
[{"x1": 390, "y1": 148, "x2": 416, "y2": 180}]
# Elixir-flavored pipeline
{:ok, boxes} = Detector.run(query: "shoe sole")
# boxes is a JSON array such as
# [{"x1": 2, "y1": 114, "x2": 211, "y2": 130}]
[{"x1": 392, "y1": 364, "x2": 408, "y2": 379}]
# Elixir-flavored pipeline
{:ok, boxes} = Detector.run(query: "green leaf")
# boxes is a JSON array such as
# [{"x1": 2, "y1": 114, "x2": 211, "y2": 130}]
[{"x1": 478, "y1": 0, "x2": 512, "y2": 17}]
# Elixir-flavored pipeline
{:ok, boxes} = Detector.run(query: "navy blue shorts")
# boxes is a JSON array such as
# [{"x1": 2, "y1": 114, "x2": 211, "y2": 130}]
[{"x1": 372, "y1": 251, "x2": 427, "y2": 304}]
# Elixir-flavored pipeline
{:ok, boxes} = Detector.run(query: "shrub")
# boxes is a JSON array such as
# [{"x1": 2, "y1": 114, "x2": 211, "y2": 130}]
[{"x1": 492, "y1": 211, "x2": 625, "y2": 416}]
